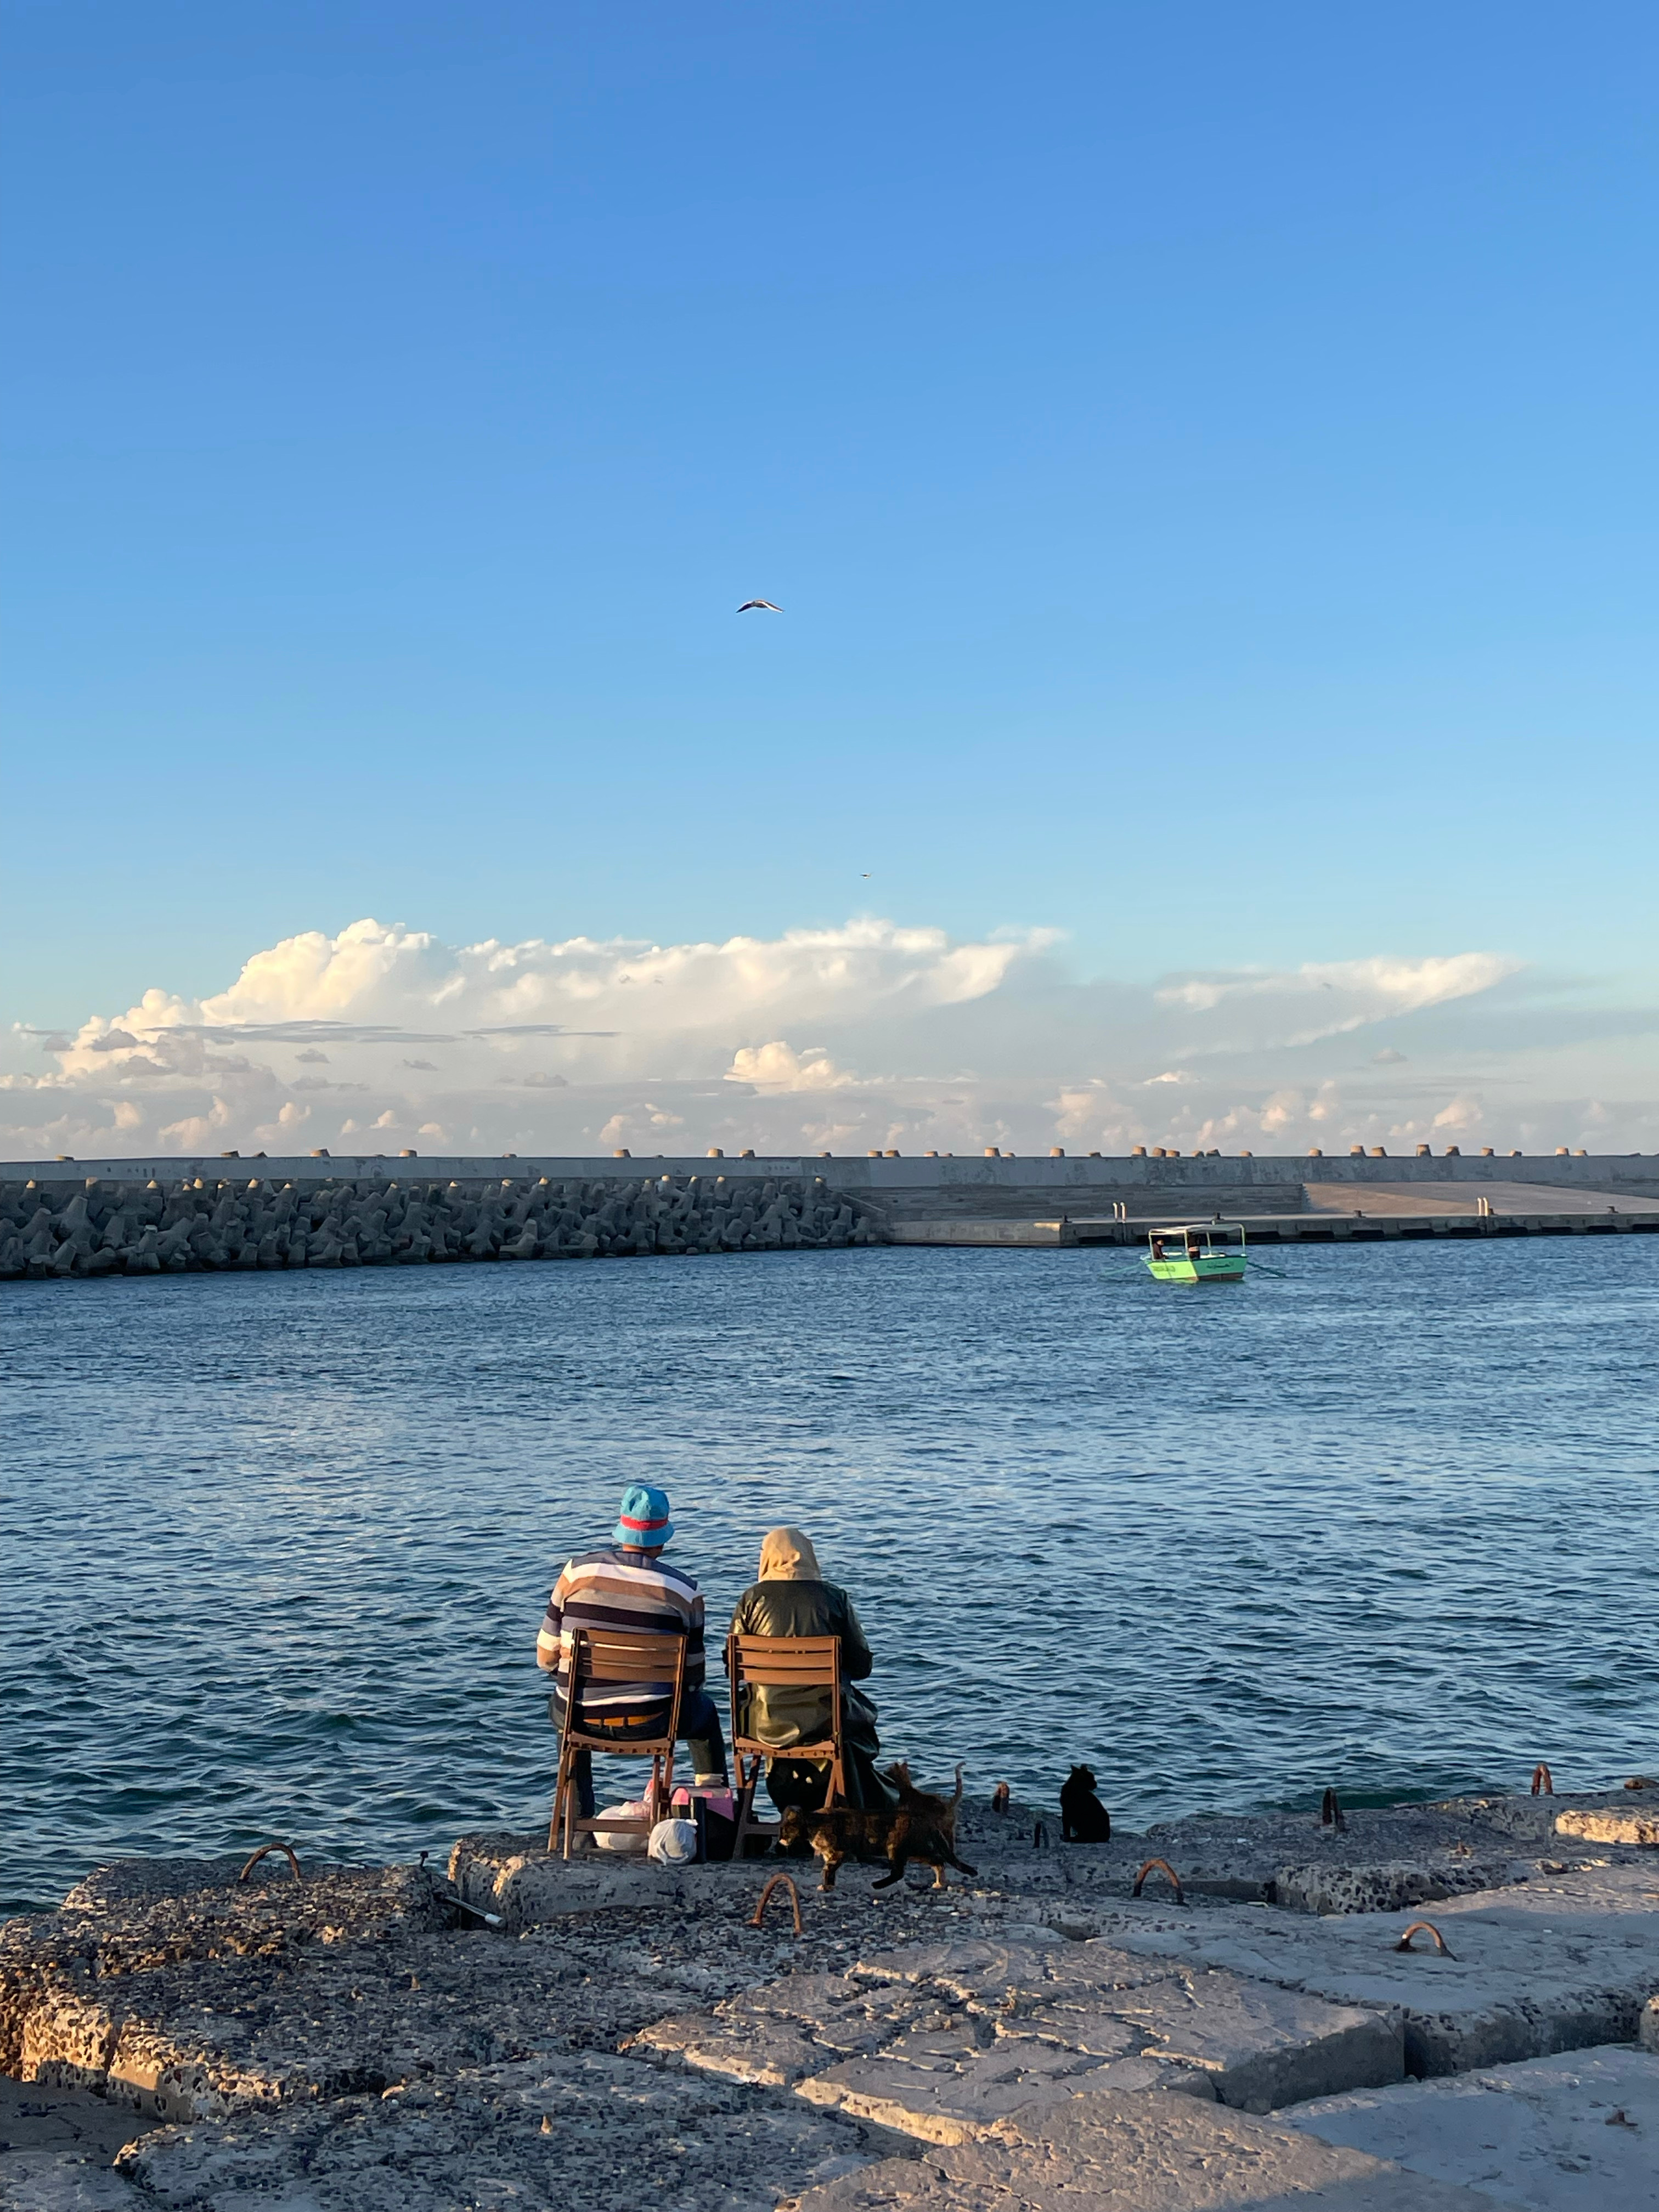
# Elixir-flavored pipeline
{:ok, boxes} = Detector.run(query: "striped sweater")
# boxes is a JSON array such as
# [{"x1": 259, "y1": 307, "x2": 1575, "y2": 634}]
[{"x1": 536, "y1": 1547, "x2": 706, "y2": 1723}]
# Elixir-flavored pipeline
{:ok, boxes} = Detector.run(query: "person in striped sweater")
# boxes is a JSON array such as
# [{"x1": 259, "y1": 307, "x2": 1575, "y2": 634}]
[{"x1": 537, "y1": 1482, "x2": 727, "y2": 1820}]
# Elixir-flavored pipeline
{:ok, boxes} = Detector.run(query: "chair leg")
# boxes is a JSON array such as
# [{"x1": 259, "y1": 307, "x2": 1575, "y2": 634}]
[
  {"x1": 550, "y1": 1738, "x2": 571, "y2": 1855},
  {"x1": 732, "y1": 1751, "x2": 762, "y2": 1858}
]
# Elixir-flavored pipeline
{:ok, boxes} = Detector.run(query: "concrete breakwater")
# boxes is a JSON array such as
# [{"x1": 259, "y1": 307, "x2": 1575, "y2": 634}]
[
  {"x1": 4, "y1": 1787, "x2": 1659, "y2": 2210},
  {"x1": 5, "y1": 1149, "x2": 1658, "y2": 1278},
  {"x1": 0, "y1": 1172, "x2": 879, "y2": 1282}
]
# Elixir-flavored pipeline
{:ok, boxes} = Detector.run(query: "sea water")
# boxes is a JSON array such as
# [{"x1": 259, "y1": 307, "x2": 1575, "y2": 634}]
[{"x1": 3, "y1": 1239, "x2": 1655, "y2": 1910}]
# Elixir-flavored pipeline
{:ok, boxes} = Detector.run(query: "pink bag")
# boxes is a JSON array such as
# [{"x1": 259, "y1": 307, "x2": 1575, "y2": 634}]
[{"x1": 672, "y1": 1784, "x2": 736, "y2": 1824}]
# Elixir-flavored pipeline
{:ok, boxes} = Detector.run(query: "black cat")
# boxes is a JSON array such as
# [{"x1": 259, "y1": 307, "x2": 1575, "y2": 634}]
[{"x1": 1059, "y1": 1764, "x2": 1111, "y2": 1842}]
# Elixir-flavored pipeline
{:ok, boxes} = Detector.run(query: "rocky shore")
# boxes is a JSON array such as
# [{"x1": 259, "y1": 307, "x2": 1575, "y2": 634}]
[
  {"x1": 5, "y1": 1785, "x2": 1658, "y2": 2210},
  {"x1": 0, "y1": 1173, "x2": 879, "y2": 1282}
]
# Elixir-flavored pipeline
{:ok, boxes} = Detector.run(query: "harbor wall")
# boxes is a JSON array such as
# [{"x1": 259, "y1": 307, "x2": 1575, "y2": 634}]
[
  {"x1": 4, "y1": 1153, "x2": 1658, "y2": 1282},
  {"x1": 4, "y1": 1148, "x2": 1658, "y2": 1216}
]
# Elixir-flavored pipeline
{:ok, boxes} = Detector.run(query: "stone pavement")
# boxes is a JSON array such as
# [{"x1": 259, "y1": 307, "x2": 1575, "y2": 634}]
[
  {"x1": 3, "y1": 1795, "x2": 1657, "y2": 2210},
  {"x1": 640, "y1": 1936, "x2": 1402, "y2": 2137},
  {"x1": 1087, "y1": 1861, "x2": 1659, "y2": 2074},
  {"x1": 787, "y1": 2086, "x2": 1499, "y2": 2210},
  {"x1": 1285, "y1": 2045, "x2": 1659, "y2": 2210}
]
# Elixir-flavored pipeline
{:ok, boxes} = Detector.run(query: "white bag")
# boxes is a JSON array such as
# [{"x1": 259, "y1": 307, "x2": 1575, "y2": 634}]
[
  {"x1": 592, "y1": 1799, "x2": 650, "y2": 1852},
  {"x1": 647, "y1": 1818, "x2": 700, "y2": 1865}
]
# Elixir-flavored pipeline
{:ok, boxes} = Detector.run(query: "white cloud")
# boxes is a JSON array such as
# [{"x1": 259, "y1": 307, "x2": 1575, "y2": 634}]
[
  {"x1": 99, "y1": 915, "x2": 1034, "y2": 1058},
  {"x1": 725, "y1": 1042, "x2": 865, "y2": 1092},
  {"x1": 1432, "y1": 1093, "x2": 1485, "y2": 1132},
  {"x1": 4, "y1": 913, "x2": 1651, "y2": 1160},
  {"x1": 1155, "y1": 953, "x2": 1521, "y2": 1046}
]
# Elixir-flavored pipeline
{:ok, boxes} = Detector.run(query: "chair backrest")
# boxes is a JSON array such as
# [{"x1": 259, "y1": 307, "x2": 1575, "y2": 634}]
[
  {"x1": 730, "y1": 1632, "x2": 840, "y2": 1690},
  {"x1": 566, "y1": 1626, "x2": 687, "y2": 1745},
  {"x1": 573, "y1": 1627, "x2": 687, "y2": 1684}
]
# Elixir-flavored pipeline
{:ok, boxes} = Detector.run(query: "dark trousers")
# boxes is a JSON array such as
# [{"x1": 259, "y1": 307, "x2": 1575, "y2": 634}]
[{"x1": 550, "y1": 1687, "x2": 727, "y2": 1819}]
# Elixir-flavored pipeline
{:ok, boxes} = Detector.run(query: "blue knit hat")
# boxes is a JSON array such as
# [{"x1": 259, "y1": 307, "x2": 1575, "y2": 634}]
[{"x1": 614, "y1": 1482, "x2": 675, "y2": 1549}]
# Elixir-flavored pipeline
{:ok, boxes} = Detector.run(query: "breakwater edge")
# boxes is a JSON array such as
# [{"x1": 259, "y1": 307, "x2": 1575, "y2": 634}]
[
  {"x1": 5, "y1": 1148, "x2": 1659, "y2": 1280},
  {"x1": 5, "y1": 1782, "x2": 1659, "y2": 2211}
]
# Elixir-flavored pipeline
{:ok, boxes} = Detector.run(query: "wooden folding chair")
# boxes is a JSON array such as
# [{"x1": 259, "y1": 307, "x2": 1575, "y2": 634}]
[
  {"x1": 726, "y1": 1632, "x2": 847, "y2": 1859},
  {"x1": 549, "y1": 1627, "x2": 687, "y2": 1859}
]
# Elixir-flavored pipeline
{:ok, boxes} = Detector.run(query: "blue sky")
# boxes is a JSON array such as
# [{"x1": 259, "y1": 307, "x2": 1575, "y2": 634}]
[{"x1": 4, "y1": 3, "x2": 1657, "y2": 1156}]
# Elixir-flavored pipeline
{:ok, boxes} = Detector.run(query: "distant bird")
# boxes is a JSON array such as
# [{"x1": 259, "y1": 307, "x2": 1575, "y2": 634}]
[
  {"x1": 861, "y1": 871, "x2": 873, "y2": 878},
  {"x1": 737, "y1": 599, "x2": 783, "y2": 612}
]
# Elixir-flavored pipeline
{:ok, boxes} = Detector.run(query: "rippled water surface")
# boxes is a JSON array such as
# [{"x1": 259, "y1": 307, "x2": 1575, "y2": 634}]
[{"x1": 4, "y1": 1240, "x2": 1656, "y2": 1909}]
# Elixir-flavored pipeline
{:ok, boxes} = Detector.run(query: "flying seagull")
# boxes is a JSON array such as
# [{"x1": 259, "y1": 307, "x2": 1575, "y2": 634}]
[{"x1": 737, "y1": 599, "x2": 783, "y2": 612}]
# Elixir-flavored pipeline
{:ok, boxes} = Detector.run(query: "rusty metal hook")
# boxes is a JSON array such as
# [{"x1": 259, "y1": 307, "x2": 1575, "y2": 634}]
[
  {"x1": 237, "y1": 1842, "x2": 302, "y2": 1884},
  {"x1": 1321, "y1": 1787, "x2": 1346, "y2": 1832},
  {"x1": 1531, "y1": 1763, "x2": 1554, "y2": 1797},
  {"x1": 1131, "y1": 1857, "x2": 1185, "y2": 1904},
  {"x1": 1395, "y1": 1920, "x2": 1455, "y2": 1958},
  {"x1": 750, "y1": 1872, "x2": 803, "y2": 1936}
]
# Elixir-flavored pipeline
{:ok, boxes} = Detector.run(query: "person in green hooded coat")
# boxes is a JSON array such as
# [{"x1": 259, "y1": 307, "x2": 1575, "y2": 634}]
[{"x1": 727, "y1": 1527, "x2": 898, "y2": 1811}]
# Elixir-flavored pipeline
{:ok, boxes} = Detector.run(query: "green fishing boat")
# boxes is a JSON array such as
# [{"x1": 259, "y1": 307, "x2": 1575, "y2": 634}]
[{"x1": 1144, "y1": 1221, "x2": 1248, "y2": 1283}]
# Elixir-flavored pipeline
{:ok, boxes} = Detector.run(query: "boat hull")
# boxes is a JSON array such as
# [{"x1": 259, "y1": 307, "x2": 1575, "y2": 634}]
[{"x1": 1145, "y1": 1256, "x2": 1247, "y2": 1283}]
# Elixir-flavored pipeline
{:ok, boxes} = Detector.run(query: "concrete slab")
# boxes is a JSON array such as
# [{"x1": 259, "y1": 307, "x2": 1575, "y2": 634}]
[
  {"x1": 1087, "y1": 1971, "x2": 1402, "y2": 2113},
  {"x1": 642, "y1": 1937, "x2": 1400, "y2": 2138},
  {"x1": 850, "y1": 1938, "x2": 1183, "y2": 2001},
  {"x1": 1285, "y1": 2045, "x2": 1659, "y2": 2211},
  {"x1": 447, "y1": 1829, "x2": 709, "y2": 1928},
  {"x1": 1093, "y1": 1864, "x2": 1659, "y2": 2076},
  {"x1": 958, "y1": 1797, "x2": 1536, "y2": 1913},
  {"x1": 631, "y1": 1971, "x2": 948, "y2": 2086},
  {"x1": 0, "y1": 2149, "x2": 141, "y2": 2208},
  {"x1": 0, "y1": 2075, "x2": 146, "y2": 2211},
  {"x1": 1556, "y1": 1807, "x2": 1659, "y2": 1847},
  {"x1": 1273, "y1": 1863, "x2": 1516, "y2": 1917},
  {"x1": 120, "y1": 2050, "x2": 881, "y2": 2212},
  {"x1": 788, "y1": 2085, "x2": 1499, "y2": 2210},
  {"x1": 795, "y1": 2027, "x2": 1170, "y2": 2143}
]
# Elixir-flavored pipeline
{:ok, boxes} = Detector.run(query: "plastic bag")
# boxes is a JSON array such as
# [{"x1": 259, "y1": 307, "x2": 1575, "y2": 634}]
[
  {"x1": 591, "y1": 1799, "x2": 650, "y2": 1852},
  {"x1": 647, "y1": 1818, "x2": 701, "y2": 1865}
]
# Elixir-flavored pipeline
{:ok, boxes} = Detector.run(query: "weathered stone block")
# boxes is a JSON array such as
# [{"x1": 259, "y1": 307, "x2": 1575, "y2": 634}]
[
  {"x1": 1093, "y1": 1862, "x2": 1659, "y2": 2076},
  {"x1": 1556, "y1": 1805, "x2": 1659, "y2": 1846},
  {"x1": 789, "y1": 2085, "x2": 1496, "y2": 2210},
  {"x1": 120, "y1": 2051, "x2": 880, "y2": 2212},
  {"x1": 795, "y1": 2026, "x2": 1167, "y2": 2143},
  {"x1": 1287, "y1": 2044, "x2": 1659, "y2": 2210}
]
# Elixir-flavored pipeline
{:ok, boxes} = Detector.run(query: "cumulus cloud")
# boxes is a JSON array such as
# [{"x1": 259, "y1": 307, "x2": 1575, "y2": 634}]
[
  {"x1": 4, "y1": 913, "x2": 1650, "y2": 1160},
  {"x1": 724, "y1": 1042, "x2": 866, "y2": 1092},
  {"x1": 1431, "y1": 1093, "x2": 1486, "y2": 1132}
]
